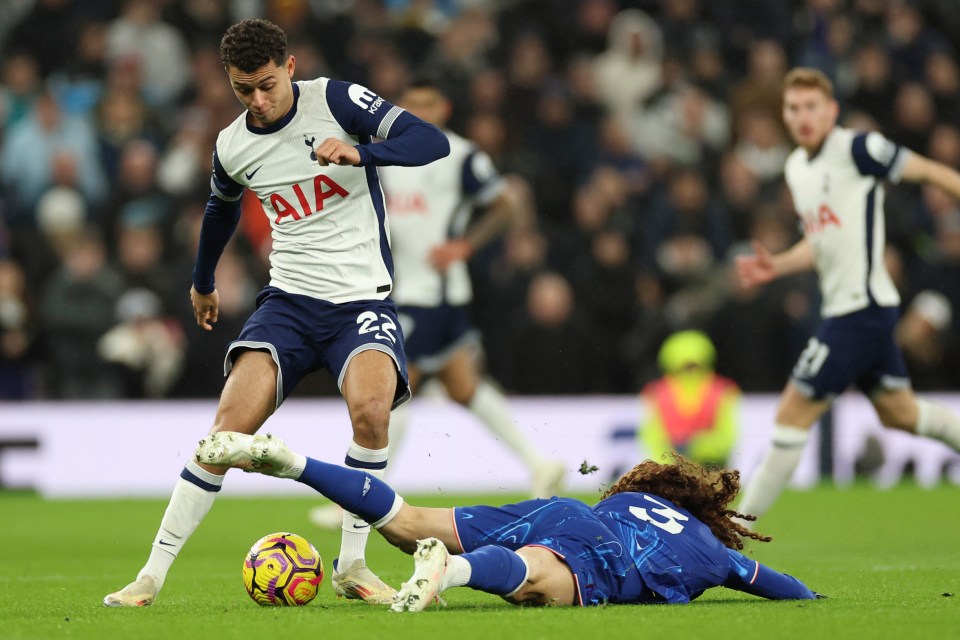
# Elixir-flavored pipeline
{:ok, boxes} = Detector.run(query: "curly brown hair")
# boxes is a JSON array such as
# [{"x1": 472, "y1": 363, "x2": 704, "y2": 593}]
[
  {"x1": 220, "y1": 19, "x2": 287, "y2": 73},
  {"x1": 602, "y1": 455, "x2": 770, "y2": 550}
]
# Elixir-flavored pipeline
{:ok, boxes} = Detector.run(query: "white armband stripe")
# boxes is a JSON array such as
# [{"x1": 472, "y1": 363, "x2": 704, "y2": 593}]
[{"x1": 377, "y1": 106, "x2": 404, "y2": 139}]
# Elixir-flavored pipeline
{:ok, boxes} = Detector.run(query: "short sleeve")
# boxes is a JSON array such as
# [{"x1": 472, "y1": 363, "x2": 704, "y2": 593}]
[
  {"x1": 210, "y1": 147, "x2": 244, "y2": 201},
  {"x1": 851, "y1": 132, "x2": 909, "y2": 183},
  {"x1": 325, "y1": 80, "x2": 405, "y2": 139},
  {"x1": 462, "y1": 149, "x2": 505, "y2": 205}
]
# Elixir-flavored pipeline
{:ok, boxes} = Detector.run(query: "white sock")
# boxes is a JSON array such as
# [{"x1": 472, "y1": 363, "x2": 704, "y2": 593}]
[
  {"x1": 140, "y1": 460, "x2": 223, "y2": 589},
  {"x1": 736, "y1": 425, "x2": 810, "y2": 522},
  {"x1": 469, "y1": 380, "x2": 543, "y2": 470},
  {"x1": 442, "y1": 555, "x2": 473, "y2": 591},
  {"x1": 338, "y1": 442, "x2": 388, "y2": 569},
  {"x1": 388, "y1": 403, "x2": 411, "y2": 462},
  {"x1": 915, "y1": 399, "x2": 960, "y2": 451}
]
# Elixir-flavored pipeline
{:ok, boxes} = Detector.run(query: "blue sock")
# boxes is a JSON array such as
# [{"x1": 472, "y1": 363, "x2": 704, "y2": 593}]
[
  {"x1": 463, "y1": 546, "x2": 529, "y2": 596},
  {"x1": 297, "y1": 457, "x2": 397, "y2": 525}
]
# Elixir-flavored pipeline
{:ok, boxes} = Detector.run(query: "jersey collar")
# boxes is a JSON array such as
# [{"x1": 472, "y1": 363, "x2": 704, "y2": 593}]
[{"x1": 245, "y1": 82, "x2": 300, "y2": 135}]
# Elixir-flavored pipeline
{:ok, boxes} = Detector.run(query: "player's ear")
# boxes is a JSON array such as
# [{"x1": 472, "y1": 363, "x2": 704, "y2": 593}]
[{"x1": 286, "y1": 55, "x2": 296, "y2": 78}]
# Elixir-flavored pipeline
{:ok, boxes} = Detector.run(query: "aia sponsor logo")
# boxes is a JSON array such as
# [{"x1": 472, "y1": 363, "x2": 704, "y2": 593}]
[
  {"x1": 386, "y1": 191, "x2": 429, "y2": 215},
  {"x1": 270, "y1": 175, "x2": 349, "y2": 224},
  {"x1": 801, "y1": 203, "x2": 841, "y2": 234}
]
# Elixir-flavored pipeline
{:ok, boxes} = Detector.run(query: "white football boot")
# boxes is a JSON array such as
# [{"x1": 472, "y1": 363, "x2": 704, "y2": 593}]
[
  {"x1": 391, "y1": 538, "x2": 451, "y2": 612},
  {"x1": 332, "y1": 558, "x2": 399, "y2": 604},
  {"x1": 103, "y1": 573, "x2": 160, "y2": 607},
  {"x1": 195, "y1": 432, "x2": 299, "y2": 478}
]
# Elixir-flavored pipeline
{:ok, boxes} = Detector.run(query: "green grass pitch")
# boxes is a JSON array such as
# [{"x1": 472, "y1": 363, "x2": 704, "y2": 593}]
[{"x1": 2, "y1": 484, "x2": 958, "y2": 640}]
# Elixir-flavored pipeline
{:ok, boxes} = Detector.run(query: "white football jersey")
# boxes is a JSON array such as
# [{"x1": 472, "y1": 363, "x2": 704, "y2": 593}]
[
  {"x1": 211, "y1": 78, "x2": 406, "y2": 303},
  {"x1": 380, "y1": 130, "x2": 504, "y2": 307},
  {"x1": 784, "y1": 126, "x2": 910, "y2": 317}
]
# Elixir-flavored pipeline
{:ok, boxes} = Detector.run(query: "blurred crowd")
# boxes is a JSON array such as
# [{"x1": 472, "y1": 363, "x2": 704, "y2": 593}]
[{"x1": 2, "y1": 0, "x2": 960, "y2": 401}]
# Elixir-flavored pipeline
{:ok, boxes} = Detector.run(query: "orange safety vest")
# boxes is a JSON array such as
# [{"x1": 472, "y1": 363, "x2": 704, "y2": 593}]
[{"x1": 643, "y1": 374, "x2": 734, "y2": 446}]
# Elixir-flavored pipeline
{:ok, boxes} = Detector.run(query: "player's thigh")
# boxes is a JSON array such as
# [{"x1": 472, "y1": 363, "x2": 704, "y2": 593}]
[
  {"x1": 212, "y1": 349, "x2": 278, "y2": 434},
  {"x1": 508, "y1": 546, "x2": 576, "y2": 607},
  {"x1": 870, "y1": 387, "x2": 919, "y2": 432},
  {"x1": 437, "y1": 346, "x2": 479, "y2": 405},
  {"x1": 342, "y1": 349, "x2": 398, "y2": 446},
  {"x1": 775, "y1": 381, "x2": 830, "y2": 429},
  {"x1": 377, "y1": 505, "x2": 458, "y2": 554}
]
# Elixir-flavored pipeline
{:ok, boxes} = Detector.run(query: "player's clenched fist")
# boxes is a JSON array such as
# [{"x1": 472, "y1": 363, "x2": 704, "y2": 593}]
[{"x1": 315, "y1": 138, "x2": 361, "y2": 166}]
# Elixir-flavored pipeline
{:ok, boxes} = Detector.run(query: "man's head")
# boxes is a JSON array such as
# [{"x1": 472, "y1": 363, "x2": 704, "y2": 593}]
[
  {"x1": 397, "y1": 79, "x2": 451, "y2": 128},
  {"x1": 782, "y1": 67, "x2": 839, "y2": 151},
  {"x1": 220, "y1": 19, "x2": 295, "y2": 127}
]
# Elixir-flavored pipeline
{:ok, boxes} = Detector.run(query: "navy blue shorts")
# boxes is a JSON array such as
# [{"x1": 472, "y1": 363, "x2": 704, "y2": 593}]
[
  {"x1": 453, "y1": 498, "x2": 628, "y2": 606},
  {"x1": 396, "y1": 303, "x2": 478, "y2": 374},
  {"x1": 225, "y1": 286, "x2": 410, "y2": 408},
  {"x1": 791, "y1": 305, "x2": 909, "y2": 400}
]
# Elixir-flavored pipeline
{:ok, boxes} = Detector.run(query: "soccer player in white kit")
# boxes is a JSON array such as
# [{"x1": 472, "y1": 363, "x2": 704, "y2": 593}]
[
  {"x1": 310, "y1": 81, "x2": 563, "y2": 533},
  {"x1": 734, "y1": 68, "x2": 960, "y2": 523},
  {"x1": 103, "y1": 18, "x2": 449, "y2": 607}
]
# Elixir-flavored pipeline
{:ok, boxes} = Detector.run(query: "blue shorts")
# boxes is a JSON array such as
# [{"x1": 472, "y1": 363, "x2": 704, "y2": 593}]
[
  {"x1": 791, "y1": 305, "x2": 909, "y2": 400},
  {"x1": 225, "y1": 286, "x2": 410, "y2": 408},
  {"x1": 396, "y1": 303, "x2": 478, "y2": 374},
  {"x1": 453, "y1": 498, "x2": 634, "y2": 606}
]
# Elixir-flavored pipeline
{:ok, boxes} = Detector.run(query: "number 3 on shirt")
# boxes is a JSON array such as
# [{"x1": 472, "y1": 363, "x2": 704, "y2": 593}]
[
  {"x1": 356, "y1": 311, "x2": 397, "y2": 344},
  {"x1": 629, "y1": 495, "x2": 689, "y2": 534}
]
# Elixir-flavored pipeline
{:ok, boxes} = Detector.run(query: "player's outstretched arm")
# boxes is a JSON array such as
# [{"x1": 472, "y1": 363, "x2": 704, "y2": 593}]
[
  {"x1": 898, "y1": 153, "x2": 960, "y2": 200},
  {"x1": 429, "y1": 175, "x2": 530, "y2": 272},
  {"x1": 723, "y1": 549, "x2": 818, "y2": 600}
]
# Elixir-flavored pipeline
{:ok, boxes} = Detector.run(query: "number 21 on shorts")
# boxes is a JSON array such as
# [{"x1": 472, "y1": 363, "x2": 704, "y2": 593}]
[{"x1": 794, "y1": 337, "x2": 830, "y2": 379}]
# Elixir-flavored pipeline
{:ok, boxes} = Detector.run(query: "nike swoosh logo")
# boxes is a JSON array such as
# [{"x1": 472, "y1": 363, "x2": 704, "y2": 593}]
[
  {"x1": 352, "y1": 523, "x2": 370, "y2": 530},
  {"x1": 245, "y1": 165, "x2": 263, "y2": 180},
  {"x1": 158, "y1": 540, "x2": 175, "y2": 547}
]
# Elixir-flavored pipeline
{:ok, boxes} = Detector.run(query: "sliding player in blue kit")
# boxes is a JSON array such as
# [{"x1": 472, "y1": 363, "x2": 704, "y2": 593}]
[
  {"x1": 104, "y1": 18, "x2": 449, "y2": 607},
  {"x1": 197, "y1": 432, "x2": 820, "y2": 610}
]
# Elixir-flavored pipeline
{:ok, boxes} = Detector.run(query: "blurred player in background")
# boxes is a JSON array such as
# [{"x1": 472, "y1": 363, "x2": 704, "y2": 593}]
[
  {"x1": 735, "y1": 68, "x2": 960, "y2": 524},
  {"x1": 199, "y1": 432, "x2": 820, "y2": 609},
  {"x1": 639, "y1": 330, "x2": 739, "y2": 469},
  {"x1": 103, "y1": 18, "x2": 449, "y2": 607},
  {"x1": 310, "y1": 79, "x2": 564, "y2": 529}
]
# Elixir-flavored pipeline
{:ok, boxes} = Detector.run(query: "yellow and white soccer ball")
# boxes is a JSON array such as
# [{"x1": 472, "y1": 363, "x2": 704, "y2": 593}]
[{"x1": 242, "y1": 532, "x2": 324, "y2": 606}]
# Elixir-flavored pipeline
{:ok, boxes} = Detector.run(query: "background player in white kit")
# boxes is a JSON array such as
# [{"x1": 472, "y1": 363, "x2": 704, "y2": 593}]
[
  {"x1": 310, "y1": 80, "x2": 563, "y2": 531},
  {"x1": 734, "y1": 68, "x2": 960, "y2": 523},
  {"x1": 103, "y1": 18, "x2": 449, "y2": 607}
]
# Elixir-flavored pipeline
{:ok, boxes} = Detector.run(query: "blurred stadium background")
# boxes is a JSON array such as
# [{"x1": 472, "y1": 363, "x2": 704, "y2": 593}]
[{"x1": 2, "y1": 0, "x2": 960, "y2": 494}]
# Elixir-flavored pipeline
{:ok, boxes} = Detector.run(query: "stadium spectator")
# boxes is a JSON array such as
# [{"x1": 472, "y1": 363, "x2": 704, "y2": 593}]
[
  {"x1": 39, "y1": 227, "x2": 124, "y2": 399},
  {"x1": 0, "y1": 91, "x2": 106, "y2": 221},
  {"x1": 505, "y1": 271, "x2": 599, "y2": 395},
  {"x1": 0, "y1": 258, "x2": 41, "y2": 399}
]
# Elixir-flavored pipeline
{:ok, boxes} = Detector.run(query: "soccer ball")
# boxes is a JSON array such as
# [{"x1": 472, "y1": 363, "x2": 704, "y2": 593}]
[{"x1": 242, "y1": 532, "x2": 324, "y2": 606}]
